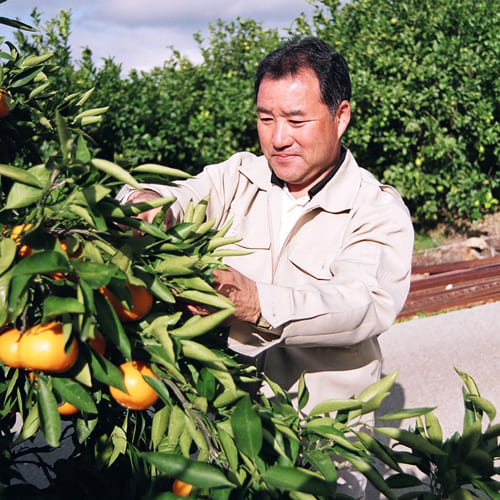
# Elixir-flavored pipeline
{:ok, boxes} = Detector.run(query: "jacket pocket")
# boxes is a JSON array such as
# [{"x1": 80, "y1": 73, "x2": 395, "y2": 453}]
[{"x1": 288, "y1": 247, "x2": 334, "y2": 280}]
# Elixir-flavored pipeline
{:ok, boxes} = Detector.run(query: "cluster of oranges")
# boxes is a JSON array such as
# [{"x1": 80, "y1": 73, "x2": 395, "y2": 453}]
[
  {"x1": 1, "y1": 223, "x2": 195, "y2": 496},
  {"x1": 1, "y1": 224, "x2": 159, "y2": 413}
]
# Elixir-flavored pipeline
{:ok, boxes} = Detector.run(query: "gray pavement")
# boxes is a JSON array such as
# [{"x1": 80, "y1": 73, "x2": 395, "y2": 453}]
[
  {"x1": 366, "y1": 300, "x2": 500, "y2": 499},
  {"x1": 378, "y1": 300, "x2": 500, "y2": 437}
]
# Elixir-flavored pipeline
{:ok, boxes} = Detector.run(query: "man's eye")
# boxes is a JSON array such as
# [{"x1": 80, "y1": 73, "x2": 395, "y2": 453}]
[{"x1": 289, "y1": 120, "x2": 304, "y2": 126}]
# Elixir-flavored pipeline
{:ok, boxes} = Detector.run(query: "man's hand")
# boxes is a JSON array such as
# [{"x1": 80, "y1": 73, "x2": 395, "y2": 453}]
[
  {"x1": 126, "y1": 189, "x2": 175, "y2": 234},
  {"x1": 185, "y1": 267, "x2": 261, "y2": 325},
  {"x1": 212, "y1": 267, "x2": 261, "y2": 324}
]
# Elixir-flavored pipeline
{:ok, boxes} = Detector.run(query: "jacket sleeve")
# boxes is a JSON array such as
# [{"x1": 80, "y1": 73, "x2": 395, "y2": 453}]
[
  {"x1": 115, "y1": 154, "x2": 249, "y2": 228},
  {"x1": 255, "y1": 184, "x2": 414, "y2": 348}
]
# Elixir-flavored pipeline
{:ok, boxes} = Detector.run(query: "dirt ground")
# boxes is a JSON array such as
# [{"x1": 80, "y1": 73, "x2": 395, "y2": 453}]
[{"x1": 412, "y1": 211, "x2": 500, "y2": 267}]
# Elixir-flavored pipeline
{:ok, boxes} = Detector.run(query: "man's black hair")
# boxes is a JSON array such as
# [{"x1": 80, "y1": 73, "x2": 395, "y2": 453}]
[{"x1": 255, "y1": 37, "x2": 351, "y2": 116}]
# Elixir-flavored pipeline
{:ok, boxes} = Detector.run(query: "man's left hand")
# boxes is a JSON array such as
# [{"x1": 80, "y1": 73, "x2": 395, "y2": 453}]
[{"x1": 186, "y1": 267, "x2": 261, "y2": 324}]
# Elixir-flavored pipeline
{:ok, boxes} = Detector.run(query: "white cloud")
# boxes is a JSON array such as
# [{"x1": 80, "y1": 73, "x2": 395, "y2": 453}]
[{"x1": 2, "y1": 0, "x2": 318, "y2": 73}]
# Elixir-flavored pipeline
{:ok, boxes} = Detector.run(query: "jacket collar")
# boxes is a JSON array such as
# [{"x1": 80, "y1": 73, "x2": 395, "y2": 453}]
[{"x1": 238, "y1": 147, "x2": 362, "y2": 213}]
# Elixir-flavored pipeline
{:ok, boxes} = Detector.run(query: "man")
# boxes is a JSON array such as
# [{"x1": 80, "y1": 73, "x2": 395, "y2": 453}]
[{"x1": 119, "y1": 36, "x2": 413, "y2": 495}]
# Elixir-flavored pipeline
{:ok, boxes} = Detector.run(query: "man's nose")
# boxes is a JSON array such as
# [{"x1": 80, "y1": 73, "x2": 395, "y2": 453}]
[{"x1": 272, "y1": 122, "x2": 293, "y2": 149}]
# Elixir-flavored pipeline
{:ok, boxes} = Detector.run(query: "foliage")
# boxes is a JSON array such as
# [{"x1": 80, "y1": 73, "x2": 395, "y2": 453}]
[
  {"x1": 11, "y1": 11, "x2": 281, "y2": 175},
  {"x1": 308, "y1": 0, "x2": 500, "y2": 225},
  {"x1": 6, "y1": 0, "x2": 499, "y2": 227}
]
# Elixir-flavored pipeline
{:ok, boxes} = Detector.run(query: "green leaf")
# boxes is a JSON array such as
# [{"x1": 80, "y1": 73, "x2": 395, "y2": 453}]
[
  {"x1": 68, "y1": 184, "x2": 112, "y2": 206},
  {"x1": 0, "y1": 271, "x2": 10, "y2": 325},
  {"x1": 94, "y1": 292, "x2": 132, "y2": 361},
  {"x1": 20, "y1": 53, "x2": 53, "y2": 67},
  {"x1": 471, "y1": 479, "x2": 500, "y2": 499},
  {"x1": 151, "y1": 405, "x2": 170, "y2": 450},
  {"x1": 108, "y1": 426, "x2": 127, "y2": 466},
  {"x1": 197, "y1": 367, "x2": 216, "y2": 401},
  {"x1": 466, "y1": 395, "x2": 497, "y2": 422},
  {"x1": 449, "y1": 488, "x2": 475, "y2": 500},
  {"x1": 176, "y1": 289, "x2": 234, "y2": 310},
  {"x1": 72, "y1": 259, "x2": 119, "y2": 288},
  {"x1": 230, "y1": 395, "x2": 262, "y2": 461},
  {"x1": 338, "y1": 448, "x2": 398, "y2": 500},
  {"x1": 170, "y1": 308, "x2": 234, "y2": 339},
  {"x1": 37, "y1": 376, "x2": 61, "y2": 447},
  {"x1": 132, "y1": 163, "x2": 192, "y2": 179},
  {"x1": 374, "y1": 427, "x2": 446, "y2": 457},
  {"x1": 0, "y1": 238, "x2": 16, "y2": 275},
  {"x1": 91, "y1": 158, "x2": 142, "y2": 190},
  {"x1": 5, "y1": 183, "x2": 44, "y2": 210},
  {"x1": 87, "y1": 347, "x2": 126, "y2": 391},
  {"x1": 303, "y1": 449, "x2": 338, "y2": 483},
  {"x1": 55, "y1": 109, "x2": 72, "y2": 163},
  {"x1": 135, "y1": 266, "x2": 175, "y2": 303},
  {"x1": 424, "y1": 411, "x2": 443, "y2": 446},
  {"x1": 455, "y1": 369, "x2": 480, "y2": 396},
  {"x1": 0, "y1": 164, "x2": 43, "y2": 187},
  {"x1": 7, "y1": 273, "x2": 30, "y2": 318},
  {"x1": 16, "y1": 404, "x2": 40, "y2": 443},
  {"x1": 42, "y1": 296, "x2": 85, "y2": 321},
  {"x1": 10, "y1": 65, "x2": 44, "y2": 87},
  {"x1": 309, "y1": 398, "x2": 362, "y2": 416},
  {"x1": 0, "y1": 16, "x2": 36, "y2": 30},
  {"x1": 385, "y1": 473, "x2": 425, "y2": 488},
  {"x1": 378, "y1": 407, "x2": 437, "y2": 421},
  {"x1": 262, "y1": 466, "x2": 334, "y2": 497},
  {"x1": 354, "y1": 430, "x2": 401, "y2": 471},
  {"x1": 140, "y1": 452, "x2": 233, "y2": 488},
  {"x1": 52, "y1": 377, "x2": 97, "y2": 413},
  {"x1": 357, "y1": 371, "x2": 398, "y2": 402},
  {"x1": 11, "y1": 251, "x2": 70, "y2": 276},
  {"x1": 216, "y1": 425, "x2": 239, "y2": 471},
  {"x1": 297, "y1": 372, "x2": 309, "y2": 412},
  {"x1": 484, "y1": 423, "x2": 500, "y2": 440},
  {"x1": 75, "y1": 135, "x2": 92, "y2": 163},
  {"x1": 143, "y1": 375, "x2": 170, "y2": 404}
]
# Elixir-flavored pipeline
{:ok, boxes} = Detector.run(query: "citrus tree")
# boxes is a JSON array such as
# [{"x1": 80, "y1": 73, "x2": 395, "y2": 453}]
[
  {"x1": 1, "y1": 7, "x2": 500, "y2": 500},
  {"x1": 306, "y1": 0, "x2": 499, "y2": 225}
]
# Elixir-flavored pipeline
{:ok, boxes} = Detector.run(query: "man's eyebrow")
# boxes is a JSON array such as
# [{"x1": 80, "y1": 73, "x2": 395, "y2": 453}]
[{"x1": 256, "y1": 107, "x2": 306, "y2": 117}]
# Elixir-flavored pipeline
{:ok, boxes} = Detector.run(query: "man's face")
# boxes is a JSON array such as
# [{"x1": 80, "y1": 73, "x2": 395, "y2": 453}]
[{"x1": 256, "y1": 68, "x2": 350, "y2": 198}]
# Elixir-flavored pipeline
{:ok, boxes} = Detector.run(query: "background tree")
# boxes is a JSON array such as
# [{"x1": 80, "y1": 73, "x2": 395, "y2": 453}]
[
  {"x1": 307, "y1": 0, "x2": 499, "y2": 225},
  {"x1": 8, "y1": 0, "x2": 499, "y2": 227}
]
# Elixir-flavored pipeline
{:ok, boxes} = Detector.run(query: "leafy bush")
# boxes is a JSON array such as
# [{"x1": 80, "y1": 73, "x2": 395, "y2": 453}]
[
  {"x1": 308, "y1": 0, "x2": 499, "y2": 225},
  {"x1": 8, "y1": 0, "x2": 499, "y2": 227}
]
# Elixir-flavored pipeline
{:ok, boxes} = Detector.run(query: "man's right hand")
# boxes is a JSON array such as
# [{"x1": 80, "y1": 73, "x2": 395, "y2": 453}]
[
  {"x1": 125, "y1": 189, "x2": 175, "y2": 235},
  {"x1": 126, "y1": 189, "x2": 163, "y2": 224}
]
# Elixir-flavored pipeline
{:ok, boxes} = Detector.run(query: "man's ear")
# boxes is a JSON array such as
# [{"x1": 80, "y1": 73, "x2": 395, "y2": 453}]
[{"x1": 335, "y1": 100, "x2": 351, "y2": 138}]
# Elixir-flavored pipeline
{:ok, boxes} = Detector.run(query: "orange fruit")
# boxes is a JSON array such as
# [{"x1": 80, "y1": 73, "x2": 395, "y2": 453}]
[
  {"x1": 109, "y1": 361, "x2": 159, "y2": 410},
  {"x1": 88, "y1": 330, "x2": 106, "y2": 356},
  {"x1": 9, "y1": 224, "x2": 33, "y2": 257},
  {"x1": 57, "y1": 401, "x2": 79, "y2": 416},
  {"x1": 19, "y1": 322, "x2": 79, "y2": 373},
  {"x1": 0, "y1": 88, "x2": 11, "y2": 118},
  {"x1": 172, "y1": 479, "x2": 193, "y2": 497},
  {"x1": 100, "y1": 282, "x2": 153, "y2": 322},
  {"x1": 0, "y1": 328, "x2": 23, "y2": 368}
]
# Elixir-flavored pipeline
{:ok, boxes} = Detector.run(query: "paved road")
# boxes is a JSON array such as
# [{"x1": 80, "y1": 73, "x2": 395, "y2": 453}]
[
  {"x1": 378, "y1": 300, "x2": 500, "y2": 435},
  {"x1": 367, "y1": 300, "x2": 500, "y2": 499}
]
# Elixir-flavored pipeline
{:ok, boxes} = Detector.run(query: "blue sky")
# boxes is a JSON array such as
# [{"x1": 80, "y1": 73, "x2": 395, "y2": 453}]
[{"x1": 2, "y1": 0, "x2": 318, "y2": 74}]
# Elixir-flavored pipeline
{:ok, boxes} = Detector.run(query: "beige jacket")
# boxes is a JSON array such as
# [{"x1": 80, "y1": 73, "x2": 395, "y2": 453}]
[{"x1": 120, "y1": 149, "x2": 414, "y2": 410}]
